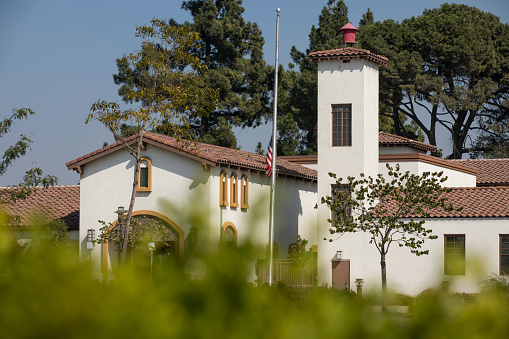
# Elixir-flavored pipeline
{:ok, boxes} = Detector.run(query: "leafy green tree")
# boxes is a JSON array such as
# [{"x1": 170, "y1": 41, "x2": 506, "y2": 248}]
[
  {"x1": 360, "y1": 4, "x2": 509, "y2": 158},
  {"x1": 288, "y1": 235, "x2": 314, "y2": 287},
  {"x1": 87, "y1": 20, "x2": 218, "y2": 265},
  {"x1": 41, "y1": 219, "x2": 71, "y2": 250},
  {"x1": 322, "y1": 164, "x2": 457, "y2": 312},
  {"x1": 0, "y1": 109, "x2": 57, "y2": 204}
]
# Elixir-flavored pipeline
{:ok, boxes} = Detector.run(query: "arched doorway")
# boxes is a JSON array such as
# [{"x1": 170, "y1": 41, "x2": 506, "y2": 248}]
[{"x1": 102, "y1": 210, "x2": 184, "y2": 281}]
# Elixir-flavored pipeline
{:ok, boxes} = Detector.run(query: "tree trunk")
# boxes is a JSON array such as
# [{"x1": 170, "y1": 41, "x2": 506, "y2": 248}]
[
  {"x1": 119, "y1": 129, "x2": 145, "y2": 265},
  {"x1": 381, "y1": 253, "x2": 388, "y2": 313}
]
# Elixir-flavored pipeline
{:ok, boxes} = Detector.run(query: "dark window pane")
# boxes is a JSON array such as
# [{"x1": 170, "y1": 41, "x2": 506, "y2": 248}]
[
  {"x1": 331, "y1": 104, "x2": 352, "y2": 147},
  {"x1": 140, "y1": 168, "x2": 149, "y2": 187}
]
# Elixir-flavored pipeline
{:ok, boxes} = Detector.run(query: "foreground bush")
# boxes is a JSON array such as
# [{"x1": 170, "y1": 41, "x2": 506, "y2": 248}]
[{"x1": 1, "y1": 235, "x2": 509, "y2": 338}]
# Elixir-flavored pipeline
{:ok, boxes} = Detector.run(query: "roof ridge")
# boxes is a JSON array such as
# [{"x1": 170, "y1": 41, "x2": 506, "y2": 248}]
[{"x1": 67, "y1": 131, "x2": 317, "y2": 182}]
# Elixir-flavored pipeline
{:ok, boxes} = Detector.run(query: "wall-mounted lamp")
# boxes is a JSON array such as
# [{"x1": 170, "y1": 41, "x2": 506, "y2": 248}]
[
  {"x1": 115, "y1": 206, "x2": 126, "y2": 222},
  {"x1": 336, "y1": 251, "x2": 343, "y2": 259},
  {"x1": 87, "y1": 229, "x2": 95, "y2": 250}
]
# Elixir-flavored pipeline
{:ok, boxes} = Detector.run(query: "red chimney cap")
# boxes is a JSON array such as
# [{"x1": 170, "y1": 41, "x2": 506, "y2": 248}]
[{"x1": 339, "y1": 23, "x2": 358, "y2": 32}]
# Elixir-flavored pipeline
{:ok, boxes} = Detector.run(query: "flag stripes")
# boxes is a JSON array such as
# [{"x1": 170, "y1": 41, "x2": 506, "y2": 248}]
[{"x1": 266, "y1": 137, "x2": 273, "y2": 177}]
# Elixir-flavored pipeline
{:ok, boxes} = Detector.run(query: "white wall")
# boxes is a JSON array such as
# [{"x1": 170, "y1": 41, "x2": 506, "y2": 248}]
[
  {"x1": 379, "y1": 147, "x2": 424, "y2": 154},
  {"x1": 79, "y1": 144, "x2": 318, "y2": 280},
  {"x1": 336, "y1": 218, "x2": 509, "y2": 295},
  {"x1": 380, "y1": 160, "x2": 477, "y2": 188}
]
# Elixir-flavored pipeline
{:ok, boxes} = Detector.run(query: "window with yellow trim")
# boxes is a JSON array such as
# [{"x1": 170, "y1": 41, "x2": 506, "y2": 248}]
[
  {"x1": 219, "y1": 171, "x2": 228, "y2": 206},
  {"x1": 137, "y1": 157, "x2": 152, "y2": 192},
  {"x1": 230, "y1": 173, "x2": 239, "y2": 207},
  {"x1": 241, "y1": 175, "x2": 249, "y2": 209}
]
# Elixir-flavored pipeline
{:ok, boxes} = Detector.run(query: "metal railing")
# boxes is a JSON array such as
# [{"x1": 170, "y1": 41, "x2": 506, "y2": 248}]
[{"x1": 255, "y1": 258, "x2": 317, "y2": 287}]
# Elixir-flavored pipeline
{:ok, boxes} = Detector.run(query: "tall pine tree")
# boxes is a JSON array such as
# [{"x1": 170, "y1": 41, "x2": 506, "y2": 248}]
[
  {"x1": 284, "y1": 0, "x2": 349, "y2": 154},
  {"x1": 114, "y1": 0, "x2": 272, "y2": 149}
]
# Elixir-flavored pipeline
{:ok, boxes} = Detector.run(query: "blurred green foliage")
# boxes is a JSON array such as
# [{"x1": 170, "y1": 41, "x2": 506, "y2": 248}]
[{"x1": 2, "y1": 223, "x2": 509, "y2": 338}]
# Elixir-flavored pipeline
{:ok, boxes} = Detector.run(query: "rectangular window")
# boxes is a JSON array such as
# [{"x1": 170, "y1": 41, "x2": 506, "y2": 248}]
[
  {"x1": 500, "y1": 235, "x2": 509, "y2": 275},
  {"x1": 444, "y1": 235, "x2": 465, "y2": 275},
  {"x1": 137, "y1": 157, "x2": 152, "y2": 192},
  {"x1": 332, "y1": 104, "x2": 352, "y2": 147},
  {"x1": 140, "y1": 168, "x2": 149, "y2": 187},
  {"x1": 331, "y1": 184, "x2": 351, "y2": 222}
]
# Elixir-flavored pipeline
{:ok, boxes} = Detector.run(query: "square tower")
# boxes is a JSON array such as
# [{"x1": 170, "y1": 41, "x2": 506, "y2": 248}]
[{"x1": 309, "y1": 25, "x2": 388, "y2": 286}]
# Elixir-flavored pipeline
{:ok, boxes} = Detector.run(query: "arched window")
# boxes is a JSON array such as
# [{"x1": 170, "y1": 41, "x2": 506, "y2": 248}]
[
  {"x1": 230, "y1": 173, "x2": 239, "y2": 207},
  {"x1": 137, "y1": 157, "x2": 152, "y2": 192},
  {"x1": 221, "y1": 222, "x2": 237, "y2": 248},
  {"x1": 241, "y1": 175, "x2": 249, "y2": 209},
  {"x1": 219, "y1": 171, "x2": 228, "y2": 206}
]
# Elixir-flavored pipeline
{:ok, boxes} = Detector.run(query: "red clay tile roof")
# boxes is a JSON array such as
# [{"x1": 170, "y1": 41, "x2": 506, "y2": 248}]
[
  {"x1": 309, "y1": 47, "x2": 388, "y2": 66},
  {"x1": 67, "y1": 132, "x2": 317, "y2": 182},
  {"x1": 379, "y1": 132, "x2": 437, "y2": 153},
  {"x1": 383, "y1": 187, "x2": 509, "y2": 218},
  {"x1": 448, "y1": 159, "x2": 509, "y2": 186},
  {"x1": 0, "y1": 185, "x2": 80, "y2": 229}
]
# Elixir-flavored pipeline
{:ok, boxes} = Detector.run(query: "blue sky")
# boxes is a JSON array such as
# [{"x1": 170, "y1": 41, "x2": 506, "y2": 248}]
[{"x1": 0, "y1": 0, "x2": 508, "y2": 186}]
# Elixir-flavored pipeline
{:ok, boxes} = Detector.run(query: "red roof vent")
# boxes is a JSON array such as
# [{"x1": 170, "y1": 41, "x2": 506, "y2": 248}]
[{"x1": 339, "y1": 23, "x2": 358, "y2": 47}]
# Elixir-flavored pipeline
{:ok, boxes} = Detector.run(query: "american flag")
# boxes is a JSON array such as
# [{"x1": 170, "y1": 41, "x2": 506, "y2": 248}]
[{"x1": 265, "y1": 137, "x2": 273, "y2": 177}]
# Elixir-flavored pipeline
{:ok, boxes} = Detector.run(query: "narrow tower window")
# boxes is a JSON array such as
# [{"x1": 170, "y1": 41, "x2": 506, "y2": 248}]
[{"x1": 332, "y1": 104, "x2": 352, "y2": 147}]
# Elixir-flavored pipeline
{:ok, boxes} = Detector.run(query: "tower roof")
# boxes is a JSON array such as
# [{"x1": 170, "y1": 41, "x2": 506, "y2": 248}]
[
  {"x1": 339, "y1": 23, "x2": 358, "y2": 32},
  {"x1": 309, "y1": 47, "x2": 388, "y2": 67}
]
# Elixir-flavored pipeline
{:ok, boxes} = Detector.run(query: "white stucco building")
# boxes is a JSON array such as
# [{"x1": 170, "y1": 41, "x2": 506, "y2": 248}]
[{"x1": 64, "y1": 24, "x2": 509, "y2": 295}]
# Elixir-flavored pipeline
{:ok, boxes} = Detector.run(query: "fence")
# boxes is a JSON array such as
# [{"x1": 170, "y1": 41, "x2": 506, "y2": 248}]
[{"x1": 255, "y1": 258, "x2": 317, "y2": 287}]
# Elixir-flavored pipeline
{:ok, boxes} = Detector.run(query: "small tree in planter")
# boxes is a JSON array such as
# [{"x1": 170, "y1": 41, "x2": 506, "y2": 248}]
[
  {"x1": 288, "y1": 235, "x2": 315, "y2": 287},
  {"x1": 322, "y1": 164, "x2": 459, "y2": 312}
]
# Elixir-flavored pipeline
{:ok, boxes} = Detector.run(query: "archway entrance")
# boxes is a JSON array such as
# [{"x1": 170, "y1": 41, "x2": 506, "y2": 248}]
[{"x1": 101, "y1": 210, "x2": 184, "y2": 281}]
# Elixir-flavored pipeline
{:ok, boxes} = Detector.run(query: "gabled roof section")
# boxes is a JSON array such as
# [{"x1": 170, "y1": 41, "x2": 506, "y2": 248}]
[
  {"x1": 0, "y1": 185, "x2": 80, "y2": 229},
  {"x1": 448, "y1": 159, "x2": 509, "y2": 186},
  {"x1": 379, "y1": 132, "x2": 437, "y2": 153},
  {"x1": 309, "y1": 47, "x2": 388, "y2": 67},
  {"x1": 388, "y1": 187, "x2": 509, "y2": 218},
  {"x1": 66, "y1": 132, "x2": 317, "y2": 182}
]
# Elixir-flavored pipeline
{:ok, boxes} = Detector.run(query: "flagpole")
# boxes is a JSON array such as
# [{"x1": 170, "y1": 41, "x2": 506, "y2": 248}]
[{"x1": 268, "y1": 8, "x2": 280, "y2": 286}]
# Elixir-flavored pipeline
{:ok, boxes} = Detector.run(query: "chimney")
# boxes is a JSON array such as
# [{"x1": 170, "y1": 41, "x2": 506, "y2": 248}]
[{"x1": 339, "y1": 23, "x2": 359, "y2": 48}]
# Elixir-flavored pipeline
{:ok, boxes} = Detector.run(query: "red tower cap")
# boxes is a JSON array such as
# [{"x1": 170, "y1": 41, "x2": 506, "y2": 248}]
[{"x1": 339, "y1": 22, "x2": 358, "y2": 43}]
